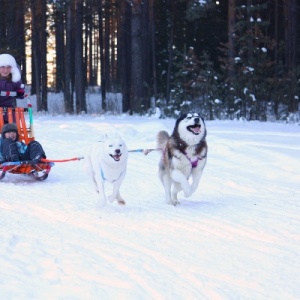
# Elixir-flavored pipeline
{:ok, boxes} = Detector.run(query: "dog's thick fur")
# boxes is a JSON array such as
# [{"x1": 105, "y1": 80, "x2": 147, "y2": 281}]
[
  {"x1": 85, "y1": 133, "x2": 128, "y2": 207},
  {"x1": 157, "y1": 112, "x2": 207, "y2": 205}
]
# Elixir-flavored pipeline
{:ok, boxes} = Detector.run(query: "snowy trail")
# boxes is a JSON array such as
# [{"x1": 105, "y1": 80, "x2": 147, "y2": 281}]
[{"x1": 0, "y1": 116, "x2": 299, "y2": 299}]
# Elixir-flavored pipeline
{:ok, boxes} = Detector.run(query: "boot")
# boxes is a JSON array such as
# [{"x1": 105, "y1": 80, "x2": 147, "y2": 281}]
[{"x1": 26, "y1": 141, "x2": 46, "y2": 162}]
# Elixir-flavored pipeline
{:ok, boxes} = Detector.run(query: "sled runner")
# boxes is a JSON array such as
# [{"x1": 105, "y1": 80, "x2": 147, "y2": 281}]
[
  {"x1": 0, "y1": 93, "x2": 82, "y2": 180},
  {"x1": 0, "y1": 160, "x2": 54, "y2": 181}
]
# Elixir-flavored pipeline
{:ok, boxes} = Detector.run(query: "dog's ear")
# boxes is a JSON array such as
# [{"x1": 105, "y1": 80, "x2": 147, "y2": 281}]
[
  {"x1": 103, "y1": 132, "x2": 122, "y2": 140},
  {"x1": 98, "y1": 133, "x2": 108, "y2": 141}
]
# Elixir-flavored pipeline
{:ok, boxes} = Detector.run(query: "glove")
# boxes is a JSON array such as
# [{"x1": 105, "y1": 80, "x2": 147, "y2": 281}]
[{"x1": 16, "y1": 88, "x2": 25, "y2": 98}]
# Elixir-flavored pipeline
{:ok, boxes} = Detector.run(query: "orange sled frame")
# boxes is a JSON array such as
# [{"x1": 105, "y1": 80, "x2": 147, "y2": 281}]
[{"x1": 0, "y1": 107, "x2": 54, "y2": 181}]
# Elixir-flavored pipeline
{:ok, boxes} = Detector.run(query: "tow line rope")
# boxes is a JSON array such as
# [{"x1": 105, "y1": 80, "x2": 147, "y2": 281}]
[
  {"x1": 39, "y1": 149, "x2": 159, "y2": 163},
  {"x1": 128, "y1": 148, "x2": 161, "y2": 155},
  {"x1": 41, "y1": 157, "x2": 84, "y2": 163}
]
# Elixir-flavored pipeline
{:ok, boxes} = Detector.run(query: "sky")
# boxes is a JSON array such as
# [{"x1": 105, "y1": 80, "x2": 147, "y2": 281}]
[{"x1": 0, "y1": 113, "x2": 299, "y2": 300}]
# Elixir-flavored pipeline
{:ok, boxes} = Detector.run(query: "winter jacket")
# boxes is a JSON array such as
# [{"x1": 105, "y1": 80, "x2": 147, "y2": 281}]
[
  {"x1": 0, "y1": 138, "x2": 27, "y2": 162},
  {"x1": 0, "y1": 77, "x2": 25, "y2": 108}
]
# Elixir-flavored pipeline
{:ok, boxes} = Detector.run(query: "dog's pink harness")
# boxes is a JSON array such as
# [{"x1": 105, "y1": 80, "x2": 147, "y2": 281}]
[
  {"x1": 183, "y1": 152, "x2": 201, "y2": 168},
  {"x1": 163, "y1": 145, "x2": 205, "y2": 168}
]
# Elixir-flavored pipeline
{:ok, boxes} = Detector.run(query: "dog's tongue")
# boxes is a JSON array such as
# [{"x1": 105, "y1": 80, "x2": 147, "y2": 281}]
[
  {"x1": 191, "y1": 126, "x2": 200, "y2": 134},
  {"x1": 113, "y1": 154, "x2": 121, "y2": 161}
]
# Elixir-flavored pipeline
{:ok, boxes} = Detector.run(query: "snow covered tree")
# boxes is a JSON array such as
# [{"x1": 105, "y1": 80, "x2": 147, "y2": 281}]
[{"x1": 223, "y1": 1, "x2": 275, "y2": 120}]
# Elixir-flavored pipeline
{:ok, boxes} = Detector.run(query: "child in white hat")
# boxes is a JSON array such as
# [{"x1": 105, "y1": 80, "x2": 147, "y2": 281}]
[{"x1": 0, "y1": 54, "x2": 25, "y2": 123}]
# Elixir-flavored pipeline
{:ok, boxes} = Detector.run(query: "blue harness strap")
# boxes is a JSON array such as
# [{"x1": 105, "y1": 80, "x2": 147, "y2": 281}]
[
  {"x1": 100, "y1": 168, "x2": 124, "y2": 183},
  {"x1": 100, "y1": 168, "x2": 106, "y2": 180}
]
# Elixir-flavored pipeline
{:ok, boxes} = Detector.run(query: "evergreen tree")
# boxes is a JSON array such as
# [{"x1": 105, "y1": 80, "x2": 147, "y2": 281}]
[{"x1": 225, "y1": 1, "x2": 275, "y2": 120}]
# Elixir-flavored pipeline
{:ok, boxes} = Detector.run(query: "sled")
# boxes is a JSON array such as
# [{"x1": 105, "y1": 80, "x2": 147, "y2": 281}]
[{"x1": 0, "y1": 102, "x2": 55, "y2": 180}]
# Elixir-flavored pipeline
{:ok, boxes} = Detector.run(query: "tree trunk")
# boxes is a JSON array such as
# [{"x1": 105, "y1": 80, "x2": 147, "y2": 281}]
[
  {"x1": 228, "y1": 0, "x2": 235, "y2": 81},
  {"x1": 104, "y1": 0, "x2": 111, "y2": 106},
  {"x1": 74, "y1": 0, "x2": 86, "y2": 113},
  {"x1": 14, "y1": 0, "x2": 26, "y2": 82},
  {"x1": 40, "y1": 0, "x2": 47, "y2": 111},
  {"x1": 64, "y1": 2, "x2": 74, "y2": 113},
  {"x1": 284, "y1": 0, "x2": 297, "y2": 113},
  {"x1": 119, "y1": 0, "x2": 131, "y2": 113},
  {"x1": 55, "y1": 7, "x2": 65, "y2": 93},
  {"x1": 98, "y1": 1, "x2": 105, "y2": 111},
  {"x1": 149, "y1": 0, "x2": 157, "y2": 103},
  {"x1": 165, "y1": 1, "x2": 174, "y2": 104},
  {"x1": 0, "y1": 0, "x2": 6, "y2": 47},
  {"x1": 131, "y1": 0, "x2": 143, "y2": 114},
  {"x1": 31, "y1": 0, "x2": 41, "y2": 109}
]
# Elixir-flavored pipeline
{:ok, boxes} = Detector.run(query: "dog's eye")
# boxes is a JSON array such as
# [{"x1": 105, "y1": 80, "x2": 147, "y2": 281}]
[
  {"x1": 109, "y1": 144, "x2": 113, "y2": 147},
  {"x1": 119, "y1": 144, "x2": 122, "y2": 147},
  {"x1": 186, "y1": 113, "x2": 192, "y2": 119}
]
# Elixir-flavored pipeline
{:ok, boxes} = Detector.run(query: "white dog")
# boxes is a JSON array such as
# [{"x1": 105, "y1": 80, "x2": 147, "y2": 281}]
[
  {"x1": 157, "y1": 112, "x2": 208, "y2": 205},
  {"x1": 85, "y1": 133, "x2": 128, "y2": 207}
]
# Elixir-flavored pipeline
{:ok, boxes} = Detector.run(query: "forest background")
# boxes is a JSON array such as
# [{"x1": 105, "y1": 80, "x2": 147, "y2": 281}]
[{"x1": 0, "y1": 0, "x2": 299, "y2": 122}]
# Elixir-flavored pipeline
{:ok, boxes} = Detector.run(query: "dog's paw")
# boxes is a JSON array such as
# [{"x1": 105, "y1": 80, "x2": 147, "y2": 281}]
[
  {"x1": 170, "y1": 199, "x2": 180, "y2": 206},
  {"x1": 183, "y1": 188, "x2": 193, "y2": 198}
]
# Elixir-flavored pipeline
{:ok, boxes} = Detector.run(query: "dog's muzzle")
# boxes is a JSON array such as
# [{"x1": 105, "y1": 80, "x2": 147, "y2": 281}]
[
  {"x1": 187, "y1": 118, "x2": 201, "y2": 135},
  {"x1": 110, "y1": 149, "x2": 122, "y2": 161}
]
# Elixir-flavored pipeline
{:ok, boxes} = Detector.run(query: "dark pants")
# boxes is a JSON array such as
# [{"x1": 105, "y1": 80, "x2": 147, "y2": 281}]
[{"x1": 1, "y1": 139, "x2": 46, "y2": 162}]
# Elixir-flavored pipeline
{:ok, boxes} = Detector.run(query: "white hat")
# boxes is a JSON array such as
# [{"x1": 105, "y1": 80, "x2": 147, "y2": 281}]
[{"x1": 0, "y1": 54, "x2": 21, "y2": 82}]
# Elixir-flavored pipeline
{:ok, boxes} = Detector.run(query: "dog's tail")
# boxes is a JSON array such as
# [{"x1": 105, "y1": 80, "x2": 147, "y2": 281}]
[{"x1": 157, "y1": 130, "x2": 169, "y2": 150}]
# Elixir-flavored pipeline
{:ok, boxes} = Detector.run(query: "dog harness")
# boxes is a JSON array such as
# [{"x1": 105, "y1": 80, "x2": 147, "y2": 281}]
[
  {"x1": 100, "y1": 168, "x2": 124, "y2": 182},
  {"x1": 100, "y1": 168, "x2": 106, "y2": 180},
  {"x1": 184, "y1": 153, "x2": 199, "y2": 168},
  {"x1": 183, "y1": 151, "x2": 206, "y2": 168}
]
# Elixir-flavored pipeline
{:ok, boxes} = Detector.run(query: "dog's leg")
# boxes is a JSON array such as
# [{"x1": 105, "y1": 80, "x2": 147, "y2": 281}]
[
  {"x1": 107, "y1": 187, "x2": 125, "y2": 205},
  {"x1": 171, "y1": 182, "x2": 182, "y2": 205},
  {"x1": 94, "y1": 173, "x2": 107, "y2": 207},
  {"x1": 91, "y1": 175, "x2": 100, "y2": 194},
  {"x1": 190, "y1": 159, "x2": 206, "y2": 193},
  {"x1": 190, "y1": 169, "x2": 203, "y2": 194},
  {"x1": 115, "y1": 191, "x2": 126, "y2": 205},
  {"x1": 107, "y1": 172, "x2": 126, "y2": 205},
  {"x1": 160, "y1": 171, "x2": 172, "y2": 204},
  {"x1": 170, "y1": 169, "x2": 192, "y2": 198}
]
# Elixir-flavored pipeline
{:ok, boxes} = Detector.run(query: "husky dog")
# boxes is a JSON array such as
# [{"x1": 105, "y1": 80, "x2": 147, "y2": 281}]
[
  {"x1": 157, "y1": 112, "x2": 207, "y2": 205},
  {"x1": 85, "y1": 133, "x2": 128, "y2": 207}
]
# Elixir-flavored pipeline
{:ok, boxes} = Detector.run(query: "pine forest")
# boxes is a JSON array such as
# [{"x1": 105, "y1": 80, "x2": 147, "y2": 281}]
[{"x1": 0, "y1": 0, "x2": 299, "y2": 121}]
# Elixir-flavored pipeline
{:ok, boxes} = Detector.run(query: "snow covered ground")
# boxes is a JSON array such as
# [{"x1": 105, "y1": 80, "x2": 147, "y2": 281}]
[{"x1": 0, "y1": 114, "x2": 299, "y2": 300}]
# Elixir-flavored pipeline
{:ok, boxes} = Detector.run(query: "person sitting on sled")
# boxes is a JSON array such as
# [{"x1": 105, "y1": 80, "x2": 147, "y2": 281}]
[
  {"x1": 0, "y1": 53, "x2": 25, "y2": 123},
  {"x1": 0, "y1": 123, "x2": 46, "y2": 163}
]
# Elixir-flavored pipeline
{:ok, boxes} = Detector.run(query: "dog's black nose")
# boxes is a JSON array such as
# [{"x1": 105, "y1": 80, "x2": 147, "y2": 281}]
[
  {"x1": 115, "y1": 149, "x2": 121, "y2": 154},
  {"x1": 194, "y1": 117, "x2": 199, "y2": 124}
]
